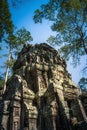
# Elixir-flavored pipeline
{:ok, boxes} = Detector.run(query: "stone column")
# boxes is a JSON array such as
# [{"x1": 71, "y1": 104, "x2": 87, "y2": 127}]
[
  {"x1": 43, "y1": 71, "x2": 48, "y2": 87},
  {"x1": 36, "y1": 70, "x2": 42, "y2": 94},
  {"x1": 50, "y1": 100, "x2": 58, "y2": 130},
  {"x1": 56, "y1": 80, "x2": 70, "y2": 130},
  {"x1": 78, "y1": 99, "x2": 87, "y2": 123},
  {"x1": 29, "y1": 106, "x2": 38, "y2": 130},
  {"x1": 1, "y1": 101, "x2": 10, "y2": 130},
  {"x1": 52, "y1": 116, "x2": 57, "y2": 130}
]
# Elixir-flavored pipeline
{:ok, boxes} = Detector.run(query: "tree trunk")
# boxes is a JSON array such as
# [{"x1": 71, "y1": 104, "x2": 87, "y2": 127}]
[
  {"x1": 20, "y1": 82, "x2": 24, "y2": 130},
  {"x1": 3, "y1": 47, "x2": 12, "y2": 93}
]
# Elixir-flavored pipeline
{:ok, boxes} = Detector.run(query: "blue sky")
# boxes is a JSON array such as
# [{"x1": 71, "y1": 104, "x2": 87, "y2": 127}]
[
  {"x1": 10, "y1": 0, "x2": 56, "y2": 43},
  {"x1": 0, "y1": 0, "x2": 86, "y2": 83}
]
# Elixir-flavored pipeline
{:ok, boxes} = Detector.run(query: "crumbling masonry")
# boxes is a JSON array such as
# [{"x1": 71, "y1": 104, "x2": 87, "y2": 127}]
[{"x1": 0, "y1": 43, "x2": 87, "y2": 130}]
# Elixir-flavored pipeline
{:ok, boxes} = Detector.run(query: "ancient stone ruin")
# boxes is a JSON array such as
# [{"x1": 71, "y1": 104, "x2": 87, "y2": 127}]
[{"x1": 0, "y1": 43, "x2": 87, "y2": 130}]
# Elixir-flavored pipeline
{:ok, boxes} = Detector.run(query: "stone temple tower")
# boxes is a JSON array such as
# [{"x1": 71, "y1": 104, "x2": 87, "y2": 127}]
[{"x1": 0, "y1": 43, "x2": 86, "y2": 130}]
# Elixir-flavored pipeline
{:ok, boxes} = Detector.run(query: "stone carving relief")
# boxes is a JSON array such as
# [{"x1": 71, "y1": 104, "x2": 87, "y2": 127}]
[{"x1": 0, "y1": 43, "x2": 86, "y2": 130}]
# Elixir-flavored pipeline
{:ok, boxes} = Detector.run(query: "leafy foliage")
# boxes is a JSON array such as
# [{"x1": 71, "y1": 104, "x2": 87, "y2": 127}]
[
  {"x1": 78, "y1": 77, "x2": 87, "y2": 93},
  {"x1": 14, "y1": 28, "x2": 33, "y2": 47},
  {"x1": 2, "y1": 27, "x2": 33, "y2": 92},
  {"x1": 9, "y1": 0, "x2": 24, "y2": 7},
  {"x1": 0, "y1": 0, "x2": 14, "y2": 41},
  {"x1": 34, "y1": 0, "x2": 87, "y2": 65},
  {"x1": 0, "y1": 1, "x2": 33, "y2": 92},
  {"x1": 5, "y1": 27, "x2": 33, "y2": 68},
  {"x1": 0, "y1": 76, "x2": 4, "y2": 88}
]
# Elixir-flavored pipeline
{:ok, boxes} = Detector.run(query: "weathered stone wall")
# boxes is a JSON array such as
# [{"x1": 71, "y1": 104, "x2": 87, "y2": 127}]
[{"x1": 0, "y1": 43, "x2": 86, "y2": 130}]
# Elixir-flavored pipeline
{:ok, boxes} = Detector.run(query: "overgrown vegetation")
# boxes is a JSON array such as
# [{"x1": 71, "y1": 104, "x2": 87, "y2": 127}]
[
  {"x1": 34, "y1": 0, "x2": 87, "y2": 66},
  {"x1": 78, "y1": 77, "x2": 87, "y2": 94},
  {"x1": 0, "y1": 0, "x2": 33, "y2": 92},
  {"x1": 33, "y1": 0, "x2": 87, "y2": 91}
]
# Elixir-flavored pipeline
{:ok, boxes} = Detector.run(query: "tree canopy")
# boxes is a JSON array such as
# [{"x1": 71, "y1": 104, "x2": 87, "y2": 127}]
[
  {"x1": 34, "y1": 0, "x2": 87, "y2": 65},
  {"x1": 0, "y1": 0, "x2": 33, "y2": 92},
  {"x1": 78, "y1": 77, "x2": 87, "y2": 93},
  {"x1": 0, "y1": 0, "x2": 14, "y2": 41},
  {"x1": 3, "y1": 27, "x2": 33, "y2": 92},
  {"x1": 0, "y1": 76, "x2": 4, "y2": 88},
  {"x1": 6, "y1": 27, "x2": 33, "y2": 59}
]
